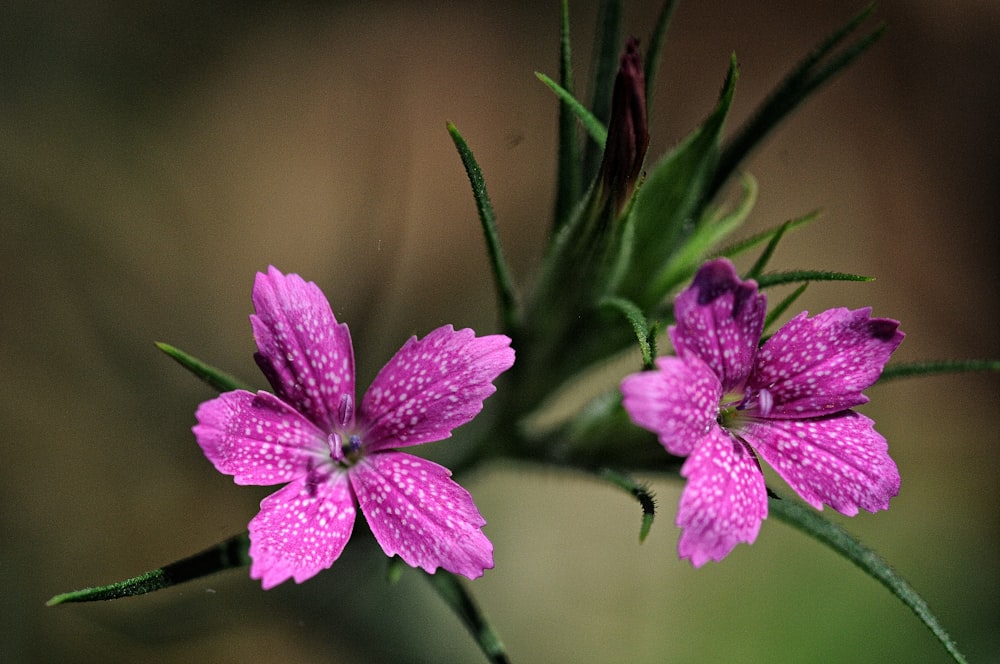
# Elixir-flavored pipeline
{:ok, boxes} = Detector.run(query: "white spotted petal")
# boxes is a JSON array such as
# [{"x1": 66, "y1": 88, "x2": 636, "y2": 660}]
[
  {"x1": 193, "y1": 390, "x2": 327, "y2": 486},
  {"x1": 350, "y1": 452, "x2": 493, "y2": 578},
  {"x1": 620, "y1": 355, "x2": 721, "y2": 457},
  {"x1": 249, "y1": 470, "x2": 357, "y2": 589},
  {"x1": 749, "y1": 308, "x2": 904, "y2": 419},
  {"x1": 670, "y1": 259, "x2": 766, "y2": 392},
  {"x1": 676, "y1": 427, "x2": 768, "y2": 567},
  {"x1": 743, "y1": 412, "x2": 900, "y2": 515},
  {"x1": 360, "y1": 325, "x2": 515, "y2": 452},
  {"x1": 250, "y1": 266, "x2": 355, "y2": 432}
]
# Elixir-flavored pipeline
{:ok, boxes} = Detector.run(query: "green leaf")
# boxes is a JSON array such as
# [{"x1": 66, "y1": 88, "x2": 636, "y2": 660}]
[
  {"x1": 643, "y1": 0, "x2": 680, "y2": 112},
  {"x1": 755, "y1": 270, "x2": 872, "y2": 289},
  {"x1": 745, "y1": 217, "x2": 792, "y2": 280},
  {"x1": 47, "y1": 532, "x2": 250, "y2": 605},
  {"x1": 709, "y1": 4, "x2": 885, "y2": 199},
  {"x1": 879, "y1": 359, "x2": 1000, "y2": 382},
  {"x1": 582, "y1": 0, "x2": 623, "y2": 183},
  {"x1": 553, "y1": 0, "x2": 582, "y2": 231},
  {"x1": 643, "y1": 170, "x2": 757, "y2": 304},
  {"x1": 421, "y1": 569, "x2": 510, "y2": 664},
  {"x1": 718, "y1": 209, "x2": 820, "y2": 259},
  {"x1": 536, "y1": 72, "x2": 608, "y2": 146},
  {"x1": 156, "y1": 342, "x2": 250, "y2": 392},
  {"x1": 622, "y1": 54, "x2": 738, "y2": 308},
  {"x1": 768, "y1": 493, "x2": 969, "y2": 664},
  {"x1": 598, "y1": 468, "x2": 657, "y2": 542},
  {"x1": 599, "y1": 296, "x2": 658, "y2": 368},
  {"x1": 447, "y1": 122, "x2": 520, "y2": 331},
  {"x1": 763, "y1": 283, "x2": 809, "y2": 332}
]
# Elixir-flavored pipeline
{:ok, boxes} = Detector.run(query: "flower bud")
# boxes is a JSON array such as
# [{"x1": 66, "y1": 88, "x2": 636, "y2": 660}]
[{"x1": 597, "y1": 37, "x2": 649, "y2": 214}]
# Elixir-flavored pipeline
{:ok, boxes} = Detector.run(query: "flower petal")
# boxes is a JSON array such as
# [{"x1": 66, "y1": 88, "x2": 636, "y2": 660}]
[
  {"x1": 360, "y1": 326, "x2": 514, "y2": 452},
  {"x1": 251, "y1": 266, "x2": 355, "y2": 431},
  {"x1": 248, "y1": 470, "x2": 357, "y2": 589},
  {"x1": 676, "y1": 427, "x2": 767, "y2": 567},
  {"x1": 748, "y1": 308, "x2": 904, "y2": 418},
  {"x1": 351, "y1": 451, "x2": 493, "y2": 579},
  {"x1": 621, "y1": 355, "x2": 722, "y2": 457},
  {"x1": 744, "y1": 411, "x2": 900, "y2": 515},
  {"x1": 670, "y1": 259, "x2": 766, "y2": 392},
  {"x1": 193, "y1": 390, "x2": 327, "y2": 486}
]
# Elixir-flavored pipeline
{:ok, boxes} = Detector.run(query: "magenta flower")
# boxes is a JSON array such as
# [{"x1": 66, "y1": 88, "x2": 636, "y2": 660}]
[
  {"x1": 621, "y1": 259, "x2": 903, "y2": 566},
  {"x1": 194, "y1": 267, "x2": 515, "y2": 588}
]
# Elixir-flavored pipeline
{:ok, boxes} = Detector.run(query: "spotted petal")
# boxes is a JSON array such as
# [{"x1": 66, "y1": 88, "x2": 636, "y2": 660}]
[
  {"x1": 248, "y1": 470, "x2": 357, "y2": 589},
  {"x1": 676, "y1": 427, "x2": 768, "y2": 566},
  {"x1": 251, "y1": 266, "x2": 355, "y2": 431},
  {"x1": 620, "y1": 355, "x2": 722, "y2": 457},
  {"x1": 670, "y1": 259, "x2": 766, "y2": 392},
  {"x1": 360, "y1": 326, "x2": 514, "y2": 452},
  {"x1": 748, "y1": 308, "x2": 904, "y2": 419},
  {"x1": 350, "y1": 451, "x2": 493, "y2": 578},
  {"x1": 744, "y1": 411, "x2": 900, "y2": 515},
  {"x1": 193, "y1": 390, "x2": 327, "y2": 486}
]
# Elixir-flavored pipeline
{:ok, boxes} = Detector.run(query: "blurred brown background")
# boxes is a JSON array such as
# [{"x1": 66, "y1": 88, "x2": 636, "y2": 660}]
[{"x1": 2, "y1": 1, "x2": 997, "y2": 662}]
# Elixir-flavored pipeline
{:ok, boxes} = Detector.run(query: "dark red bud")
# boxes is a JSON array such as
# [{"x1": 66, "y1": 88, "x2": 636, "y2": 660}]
[{"x1": 597, "y1": 37, "x2": 649, "y2": 213}]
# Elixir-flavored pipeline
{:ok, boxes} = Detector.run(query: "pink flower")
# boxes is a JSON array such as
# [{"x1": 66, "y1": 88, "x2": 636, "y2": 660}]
[
  {"x1": 194, "y1": 267, "x2": 515, "y2": 588},
  {"x1": 621, "y1": 259, "x2": 903, "y2": 566}
]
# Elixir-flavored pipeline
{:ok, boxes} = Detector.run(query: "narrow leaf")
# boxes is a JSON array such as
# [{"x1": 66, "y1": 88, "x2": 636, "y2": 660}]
[
  {"x1": 422, "y1": 569, "x2": 510, "y2": 664},
  {"x1": 643, "y1": 0, "x2": 679, "y2": 111},
  {"x1": 156, "y1": 342, "x2": 250, "y2": 392},
  {"x1": 763, "y1": 283, "x2": 809, "y2": 332},
  {"x1": 755, "y1": 270, "x2": 872, "y2": 289},
  {"x1": 598, "y1": 467, "x2": 657, "y2": 542},
  {"x1": 879, "y1": 359, "x2": 1000, "y2": 382},
  {"x1": 745, "y1": 218, "x2": 792, "y2": 279},
  {"x1": 536, "y1": 72, "x2": 608, "y2": 145},
  {"x1": 447, "y1": 122, "x2": 520, "y2": 331},
  {"x1": 709, "y1": 5, "x2": 884, "y2": 199},
  {"x1": 718, "y1": 209, "x2": 820, "y2": 259},
  {"x1": 599, "y1": 296, "x2": 658, "y2": 368},
  {"x1": 768, "y1": 494, "x2": 969, "y2": 664},
  {"x1": 47, "y1": 532, "x2": 250, "y2": 605},
  {"x1": 582, "y1": 0, "x2": 623, "y2": 182},
  {"x1": 553, "y1": 0, "x2": 582, "y2": 231}
]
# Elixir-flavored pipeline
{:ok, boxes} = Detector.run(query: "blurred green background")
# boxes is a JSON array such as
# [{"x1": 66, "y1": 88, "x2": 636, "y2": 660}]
[{"x1": 2, "y1": 1, "x2": 997, "y2": 662}]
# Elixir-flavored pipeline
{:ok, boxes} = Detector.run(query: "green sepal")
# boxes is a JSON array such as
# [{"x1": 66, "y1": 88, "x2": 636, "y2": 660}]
[
  {"x1": 47, "y1": 532, "x2": 250, "y2": 605},
  {"x1": 622, "y1": 54, "x2": 738, "y2": 309},
  {"x1": 642, "y1": 170, "x2": 757, "y2": 305},
  {"x1": 878, "y1": 359, "x2": 1000, "y2": 382},
  {"x1": 598, "y1": 468, "x2": 657, "y2": 542},
  {"x1": 768, "y1": 492, "x2": 969, "y2": 664},
  {"x1": 755, "y1": 270, "x2": 872, "y2": 289},
  {"x1": 599, "y1": 296, "x2": 658, "y2": 369},
  {"x1": 447, "y1": 122, "x2": 520, "y2": 331},
  {"x1": 421, "y1": 569, "x2": 510, "y2": 664},
  {"x1": 708, "y1": 4, "x2": 885, "y2": 200},
  {"x1": 718, "y1": 209, "x2": 820, "y2": 260},
  {"x1": 155, "y1": 341, "x2": 250, "y2": 393},
  {"x1": 535, "y1": 72, "x2": 608, "y2": 146}
]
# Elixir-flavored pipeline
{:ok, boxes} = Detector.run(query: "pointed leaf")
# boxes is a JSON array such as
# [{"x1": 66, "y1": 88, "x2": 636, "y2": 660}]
[
  {"x1": 643, "y1": 0, "x2": 679, "y2": 111},
  {"x1": 718, "y1": 209, "x2": 820, "y2": 259},
  {"x1": 553, "y1": 0, "x2": 582, "y2": 230},
  {"x1": 755, "y1": 270, "x2": 872, "y2": 289},
  {"x1": 599, "y1": 296, "x2": 658, "y2": 368},
  {"x1": 598, "y1": 468, "x2": 657, "y2": 542},
  {"x1": 536, "y1": 72, "x2": 608, "y2": 145},
  {"x1": 768, "y1": 493, "x2": 969, "y2": 664},
  {"x1": 447, "y1": 123, "x2": 519, "y2": 331},
  {"x1": 878, "y1": 359, "x2": 1000, "y2": 382},
  {"x1": 582, "y1": 0, "x2": 623, "y2": 183},
  {"x1": 156, "y1": 342, "x2": 250, "y2": 392}
]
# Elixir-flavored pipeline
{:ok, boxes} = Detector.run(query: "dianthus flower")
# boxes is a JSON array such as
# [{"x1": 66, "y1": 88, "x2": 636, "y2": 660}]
[
  {"x1": 621, "y1": 259, "x2": 903, "y2": 566},
  {"x1": 194, "y1": 267, "x2": 515, "y2": 588}
]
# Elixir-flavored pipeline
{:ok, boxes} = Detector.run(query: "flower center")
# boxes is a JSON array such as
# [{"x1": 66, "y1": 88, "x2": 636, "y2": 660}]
[
  {"x1": 717, "y1": 387, "x2": 773, "y2": 430},
  {"x1": 326, "y1": 394, "x2": 365, "y2": 466}
]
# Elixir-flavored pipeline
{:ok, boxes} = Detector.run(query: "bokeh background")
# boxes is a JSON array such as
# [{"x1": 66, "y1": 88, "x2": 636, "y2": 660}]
[{"x1": 2, "y1": 1, "x2": 997, "y2": 662}]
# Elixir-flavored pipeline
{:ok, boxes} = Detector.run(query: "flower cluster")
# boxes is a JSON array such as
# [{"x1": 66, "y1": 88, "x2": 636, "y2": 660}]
[
  {"x1": 193, "y1": 267, "x2": 514, "y2": 588},
  {"x1": 622, "y1": 259, "x2": 903, "y2": 565}
]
